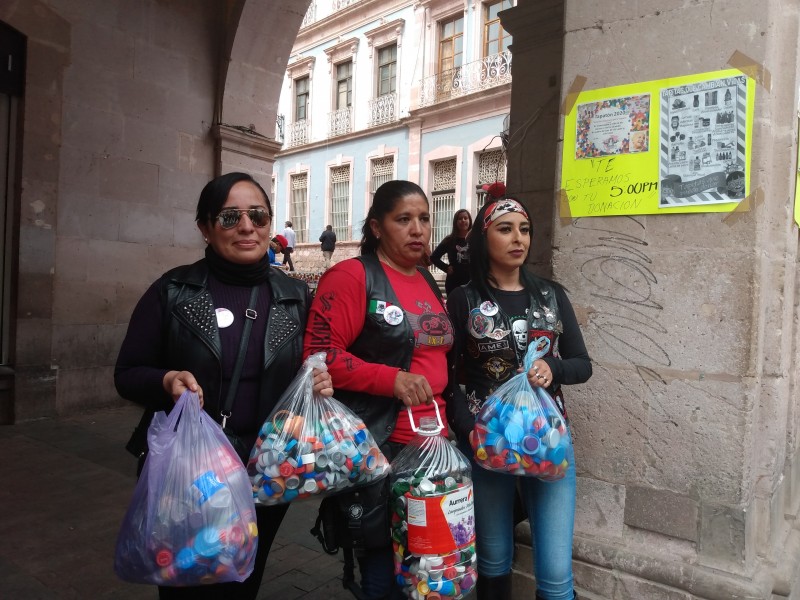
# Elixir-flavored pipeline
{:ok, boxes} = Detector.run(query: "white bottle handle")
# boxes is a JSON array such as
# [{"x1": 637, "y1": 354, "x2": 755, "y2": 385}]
[{"x1": 406, "y1": 401, "x2": 444, "y2": 435}]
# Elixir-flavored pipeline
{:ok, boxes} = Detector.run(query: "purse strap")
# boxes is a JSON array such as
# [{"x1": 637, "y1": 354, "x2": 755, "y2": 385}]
[{"x1": 221, "y1": 285, "x2": 260, "y2": 428}]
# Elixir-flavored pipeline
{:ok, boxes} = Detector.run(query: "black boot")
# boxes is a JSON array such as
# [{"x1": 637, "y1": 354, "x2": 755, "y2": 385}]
[{"x1": 476, "y1": 573, "x2": 512, "y2": 600}]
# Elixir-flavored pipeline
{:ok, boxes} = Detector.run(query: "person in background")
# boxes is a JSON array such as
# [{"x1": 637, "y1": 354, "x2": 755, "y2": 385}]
[
  {"x1": 319, "y1": 224, "x2": 337, "y2": 269},
  {"x1": 115, "y1": 172, "x2": 332, "y2": 600},
  {"x1": 447, "y1": 194, "x2": 592, "y2": 600},
  {"x1": 431, "y1": 208, "x2": 472, "y2": 295},
  {"x1": 303, "y1": 180, "x2": 453, "y2": 599},
  {"x1": 282, "y1": 220, "x2": 296, "y2": 271},
  {"x1": 269, "y1": 234, "x2": 289, "y2": 267}
]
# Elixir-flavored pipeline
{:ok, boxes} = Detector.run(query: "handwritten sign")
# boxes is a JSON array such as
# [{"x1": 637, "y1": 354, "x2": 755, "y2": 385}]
[{"x1": 561, "y1": 69, "x2": 755, "y2": 217}]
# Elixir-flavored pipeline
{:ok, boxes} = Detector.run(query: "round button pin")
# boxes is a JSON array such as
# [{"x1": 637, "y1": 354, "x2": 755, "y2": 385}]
[
  {"x1": 383, "y1": 305, "x2": 404, "y2": 325},
  {"x1": 479, "y1": 301, "x2": 498, "y2": 316},
  {"x1": 215, "y1": 308, "x2": 234, "y2": 328}
]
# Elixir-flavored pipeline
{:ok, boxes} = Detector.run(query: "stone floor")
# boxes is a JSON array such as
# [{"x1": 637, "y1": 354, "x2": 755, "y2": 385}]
[{"x1": 0, "y1": 403, "x2": 357, "y2": 599}]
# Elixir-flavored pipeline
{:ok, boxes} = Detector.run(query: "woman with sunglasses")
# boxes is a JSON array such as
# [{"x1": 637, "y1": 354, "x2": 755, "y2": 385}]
[
  {"x1": 115, "y1": 171, "x2": 332, "y2": 600},
  {"x1": 446, "y1": 193, "x2": 592, "y2": 600}
]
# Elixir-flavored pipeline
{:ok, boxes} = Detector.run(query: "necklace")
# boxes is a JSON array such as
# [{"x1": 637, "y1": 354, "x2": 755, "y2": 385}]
[{"x1": 495, "y1": 284, "x2": 524, "y2": 292}]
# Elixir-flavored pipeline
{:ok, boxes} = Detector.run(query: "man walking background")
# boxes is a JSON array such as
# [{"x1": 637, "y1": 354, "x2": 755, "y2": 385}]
[
  {"x1": 282, "y1": 220, "x2": 296, "y2": 271},
  {"x1": 319, "y1": 225, "x2": 336, "y2": 269}
]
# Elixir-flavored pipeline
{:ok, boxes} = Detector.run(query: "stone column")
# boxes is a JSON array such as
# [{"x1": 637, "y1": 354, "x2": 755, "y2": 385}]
[{"x1": 504, "y1": 0, "x2": 800, "y2": 597}]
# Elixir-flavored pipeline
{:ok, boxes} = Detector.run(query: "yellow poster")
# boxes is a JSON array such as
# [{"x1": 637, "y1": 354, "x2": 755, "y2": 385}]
[
  {"x1": 561, "y1": 69, "x2": 755, "y2": 217},
  {"x1": 795, "y1": 112, "x2": 800, "y2": 227}
]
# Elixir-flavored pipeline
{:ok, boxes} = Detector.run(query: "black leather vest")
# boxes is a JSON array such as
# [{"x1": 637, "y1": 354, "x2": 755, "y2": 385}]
[
  {"x1": 334, "y1": 254, "x2": 442, "y2": 446},
  {"x1": 161, "y1": 259, "x2": 308, "y2": 432},
  {"x1": 460, "y1": 278, "x2": 562, "y2": 412}
]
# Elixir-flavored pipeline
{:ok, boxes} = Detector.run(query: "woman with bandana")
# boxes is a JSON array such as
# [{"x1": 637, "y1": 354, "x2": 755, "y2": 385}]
[{"x1": 446, "y1": 191, "x2": 592, "y2": 600}]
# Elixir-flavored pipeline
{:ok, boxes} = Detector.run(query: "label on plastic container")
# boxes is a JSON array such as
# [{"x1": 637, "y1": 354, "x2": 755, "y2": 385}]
[{"x1": 406, "y1": 484, "x2": 474, "y2": 554}]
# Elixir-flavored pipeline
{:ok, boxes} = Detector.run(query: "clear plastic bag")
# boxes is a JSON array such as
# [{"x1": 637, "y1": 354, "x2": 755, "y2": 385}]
[
  {"x1": 471, "y1": 335, "x2": 572, "y2": 481},
  {"x1": 248, "y1": 352, "x2": 389, "y2": 505},
  {"x1": 390, "y1": 404, "x2": 478, "y2": 599},
  {"x1": 114, "y1": 391, "x2": 258, "y2": 585}
]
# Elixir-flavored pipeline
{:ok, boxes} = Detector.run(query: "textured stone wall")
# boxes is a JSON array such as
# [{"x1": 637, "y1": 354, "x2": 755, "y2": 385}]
[{"x1": 506, "y1": 0, "x2": 800, "y2": 597}]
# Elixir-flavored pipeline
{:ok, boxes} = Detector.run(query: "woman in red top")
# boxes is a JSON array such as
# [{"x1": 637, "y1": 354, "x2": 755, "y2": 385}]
[{"x1": 303, "y1": 180, "x2": 453, "y2": 599}]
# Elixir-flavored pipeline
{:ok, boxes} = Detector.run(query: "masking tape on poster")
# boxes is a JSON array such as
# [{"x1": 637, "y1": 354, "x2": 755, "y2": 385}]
[
  {"x1": 728, "y1": 51, "x2": 772, "y2": 91},
  {"x1": 561, "y1": 76, "x2": 588, "y2": 116},
  {"x1": 558, "y1": 189, "x2": 573, "y2": 225},
  {"x1": 723, "y1": 187, "x2": 764, "y2": 225}
]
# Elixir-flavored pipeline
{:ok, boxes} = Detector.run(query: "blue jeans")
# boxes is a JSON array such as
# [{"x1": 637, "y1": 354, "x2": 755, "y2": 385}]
[
  {"x1": 460, "y1": 439, "x2": 576, "y2": 600},
  {"x1": 356, "y1": 546, "x2": 404, "y2": 600}
]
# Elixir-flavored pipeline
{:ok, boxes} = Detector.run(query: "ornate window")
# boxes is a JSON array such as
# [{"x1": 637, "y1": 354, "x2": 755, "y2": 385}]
[
  {"x1": 365, "y1": 19, "x2": 404, "y2": 127},
  {"x1": 478, "y1": 149, "x2": 506, "y2": 187},
  {"x1": 377, "y1": 45, "x2": 397, "y2": 97},
  {"x1": 431, "y1": 158, "x2": 458, "y2": 248},
  {"x1": 335, "y1": 61, "x2": 352, "y2": 110},
  {"x1": 285, "y1": 56, "x2": 314, "y2": 147},
  {"x1": 438, "y1": 14, "x2": 464, "y2": 76},
  {"x1": 371, "y1": 156, "x2": 395, "y2": 194},
  {"x1": 329, "y1": 166, "x2": 351, "y2": 240},
  {"x1": 290, "y1": 173, "x2": 309, "y2": 243}
]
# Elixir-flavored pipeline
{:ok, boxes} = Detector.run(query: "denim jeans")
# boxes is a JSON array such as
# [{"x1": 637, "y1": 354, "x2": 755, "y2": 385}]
[
  {"x1": 459, "y1": 439, "x2": 576, "y2": 600},
  {"x1": 356, "y1": 545, "x2": 404, "y2": 600}
]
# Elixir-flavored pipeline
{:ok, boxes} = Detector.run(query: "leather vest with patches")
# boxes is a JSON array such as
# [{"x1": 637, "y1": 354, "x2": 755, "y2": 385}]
[
  {"x1": 161, "y1": 259, "x2": 308, "y2": 432},
  {"x1": 335, "y1": 253, "x2": 443, "y2": 446},
  {"x1": 460, "y1": 279, "x2": 562, "y2": 415}
]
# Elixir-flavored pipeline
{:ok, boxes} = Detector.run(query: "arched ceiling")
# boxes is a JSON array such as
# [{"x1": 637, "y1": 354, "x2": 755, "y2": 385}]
[{"x1": 220, "y1": 0, "x2": 312, "y2": 137}]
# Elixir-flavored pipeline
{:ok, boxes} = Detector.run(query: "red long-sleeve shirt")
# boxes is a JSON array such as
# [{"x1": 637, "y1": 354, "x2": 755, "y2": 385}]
[{"x1": 303, "y1": 258, "x2": 452, "y2": 443}]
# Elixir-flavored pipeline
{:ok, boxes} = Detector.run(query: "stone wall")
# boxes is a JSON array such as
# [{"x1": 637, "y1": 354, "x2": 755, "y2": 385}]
[{"x1": 505, "y1": 0, "x2": 800, "y2": 597}]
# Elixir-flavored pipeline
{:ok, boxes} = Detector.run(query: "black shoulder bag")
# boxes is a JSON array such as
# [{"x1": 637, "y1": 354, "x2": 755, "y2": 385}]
[
  {"x1": 125, "y1": 286, "x2": 260, "y2": 468},
  {"x1": 220, "y1": 285, "x2": 260, "y2": 464}
]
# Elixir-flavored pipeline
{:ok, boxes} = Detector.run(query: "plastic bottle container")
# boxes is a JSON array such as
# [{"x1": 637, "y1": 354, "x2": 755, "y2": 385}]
[{"x1": 390, "y1": 404, "x2": 477, "y2": 599}]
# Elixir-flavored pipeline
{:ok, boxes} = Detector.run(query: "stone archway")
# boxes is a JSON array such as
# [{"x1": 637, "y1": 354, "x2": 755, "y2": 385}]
[{"x1": 215, "y1": 0, "x2": 312, "y2": 178}]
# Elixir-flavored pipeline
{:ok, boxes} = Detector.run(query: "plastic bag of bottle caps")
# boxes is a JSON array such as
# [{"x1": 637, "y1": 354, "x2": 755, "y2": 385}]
[
  {"x1": 390, "y1": 404, "x2": 478, "y2": 599},
  {"x1": 114, "y1": 391, "x2": 258, "y2": 585},
  {"x1": 247, "y1": 352, "x2": 389, "y2": 505},
  {"x1": 471, "y1": 335, "x2": 571, "y2": 481}
]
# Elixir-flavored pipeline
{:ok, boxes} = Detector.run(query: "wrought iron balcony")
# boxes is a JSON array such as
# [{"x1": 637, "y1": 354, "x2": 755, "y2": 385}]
[
  {"x1": 368, "y1": 92, "x2": 398, "y2": 127},
  {"x1": 288, "y1": 119, "x2": 309, "y2": 147},
  {"x1": 418, "y1": 50, "x2": 512, "y2": 108},
  {"x1": 275, "y1": 114, "x2": 285, "y2": 144},
  {"x1": 328, "y1": 107, "x2": 352, "y2": 138}
]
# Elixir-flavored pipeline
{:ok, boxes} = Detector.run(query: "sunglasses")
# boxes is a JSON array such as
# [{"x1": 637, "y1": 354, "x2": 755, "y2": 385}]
[{"x1": 216, "y1": 208, "x2": 271, "y2": 230}]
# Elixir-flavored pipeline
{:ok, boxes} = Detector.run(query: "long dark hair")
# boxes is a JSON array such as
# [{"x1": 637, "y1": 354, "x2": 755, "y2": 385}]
[
  {"x1": 361, "y1": 180, "x2": 428, "y2": 255},
  {"x1": 467, "y1": 196, "x2": 538, "y2": 298},
  {"x1": 440, "y1": 208, "x2": 472, "y2": 247},
  {"x1": 195, "y1": 172, "x2": 273, "y2": 226}
]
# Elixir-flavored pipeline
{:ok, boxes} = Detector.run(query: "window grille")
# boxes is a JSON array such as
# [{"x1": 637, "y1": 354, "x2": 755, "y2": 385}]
[
  {"x1": 478, "y1": 149, "x2": 507, "y2": 187},
  {"x1": 430, "y1": 158, "x2": 457, "y2": 249},
  {"x1": 290, "y1": 173, "x2": 308, "y2": 243},
  {"x1": 371, "y1": 156, "x2": 395, "y2": 194},
  {"x1": 329, "y1": 166, "x2": 350, "y2": 240}
]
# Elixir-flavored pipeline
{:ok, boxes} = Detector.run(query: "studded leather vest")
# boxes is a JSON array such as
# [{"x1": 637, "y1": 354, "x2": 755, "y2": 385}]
[
  {"x1": 334, "y1": 254, "x2": 442, "y2": 446},
  {"x1": 161, "y1": 259, "x2": 308, "y2": 431},
  {"x1": 460, "y1": 278, "x2": 563, "y2": 415}
]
